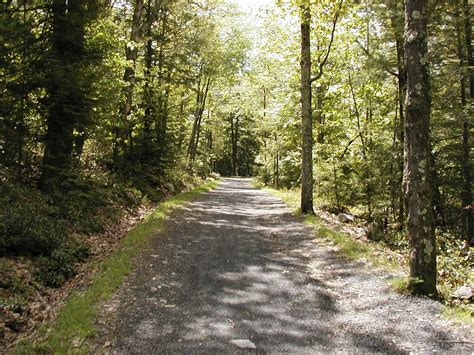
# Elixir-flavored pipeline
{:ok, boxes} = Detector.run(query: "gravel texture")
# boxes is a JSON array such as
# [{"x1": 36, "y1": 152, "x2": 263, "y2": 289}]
[{"x1": 96, "y1": 178, "x2": 473, "y2": 354}]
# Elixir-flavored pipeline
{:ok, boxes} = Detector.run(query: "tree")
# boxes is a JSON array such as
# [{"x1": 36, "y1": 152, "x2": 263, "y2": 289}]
[
  {"x1": 459, "y1": 0, "x2": 473, "y2": 245},
  {"x1": 300, "y1": 0, "x2": 313, "y2": 213},
  {"x1": 298, "y1": 0, "x2": 343, "y2": 214},
  {"x1": 40, "y1": 0, "x2": 95, "y2": 193},
  {"x1": 404, "y1": 0, "x2": 437, "y2": 296}
]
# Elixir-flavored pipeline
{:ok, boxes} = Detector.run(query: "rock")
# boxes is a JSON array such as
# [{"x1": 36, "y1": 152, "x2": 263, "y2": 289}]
[
  {"x1": 164, "y1": 182, "x2": 175, "y2": 193},
  {"x1": 452, "y1": 285, "x2": 473, "y2": 300},
  {"x1": 338, "y1": 213, "x2": 355, "y2": 223},
  {"x1": 230, "y1": 339, "x2": 257, "y2": 349},
  {"x1": 367, "y1": 222, "x2": 384, "y2": 241}
]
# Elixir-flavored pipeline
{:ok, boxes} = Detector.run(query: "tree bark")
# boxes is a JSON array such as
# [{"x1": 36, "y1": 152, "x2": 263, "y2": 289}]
[
  {"x1": 404, "y1": 0, "x2": 437, "y2": 296},
  {"x1": 188, "y1": 73, "x2": 211, "y2": 163},
  {"x1": 300, "y1": 0, "x2": 314, "y2": 214},
  {"x1": 115, "y1": 0, "x2": 144, "y2": 159},
  {"x1": 230, "y1": 114, "x2": 238, "y2": 176},
  {"x1": 389, "y1": 0, "x2": 407, "y2": 226},
  {"x1": 460, "y1": 0, "x2": 473, "y2": 245},
  {"x1": 40, "y1": 0, "x2": 87, "y2": 193}
]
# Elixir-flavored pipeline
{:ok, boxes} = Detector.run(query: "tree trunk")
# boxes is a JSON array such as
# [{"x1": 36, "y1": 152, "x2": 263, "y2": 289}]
[
  {"x1": 230, "y1": 114, "x2": 239, "y2": 176},
  {"x1": 390, "y1": 0, "x2": 407, "y2": 226},
  {"x1": 404, "y1": 0, "x2": 437, "y2": 296},
  {"x1": 117, "y1": 0, "x2": 144, "y2": 158},
  {"x1": 188, "y1": 74, "x2": 210, "y2": 163},
  {"x1": 156, "y1": 6, "x2": 168, "y2": 155},
  {"x1": 460, "y1": 0, "x2": 473, "y2": 245},
  {"x1": 300, "y1": 0, "x2": 314, "y2": 214},
  {"x1": 315, "y1": 85, "x2": 324, "y2": 144},
  {"x1": 40, "y1": 0, "x2": 87, "y2": 193}
]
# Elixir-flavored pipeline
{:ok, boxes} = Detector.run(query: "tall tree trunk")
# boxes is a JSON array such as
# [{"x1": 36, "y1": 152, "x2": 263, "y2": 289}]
[
  {"x1": 404, "y1": 0, "x2": 437, "y2": 296},
  {"x1": 315, "y1": 85, "x2": 324, "y2": 144},
  {"x1": 117, "y1": 0, "x2": 144, "y2": 159},
  {"x1": 348, "y1": 73, "x2": 372, "y2": 220},
  {"x1": 40, "y1": 0, "x2": 87, "y2": 193},
  {"x1": 142, "y1": 0, "x2": 154, "y2": 156},
  {"x1": 390, "y1": 0, "x2": 407, "y2": 226},
  {"x1": 460, "y1": 0, "x2": 473, "y2": 245},
  {"x1": 188, "y1": 74, "x2": 210, "y2": 163},
  {"x1": 274, "y1": 132, "x2": 279, "y2": 188},
  {"x1": 300, "y1": 0, "x2": 314, "y2": 214},
  {"x1": 230, "y1": 114, "x2": 239, "y2": 176},
  {"x1": 156, "y1": 6, "x2": 168, "y2": 155}
]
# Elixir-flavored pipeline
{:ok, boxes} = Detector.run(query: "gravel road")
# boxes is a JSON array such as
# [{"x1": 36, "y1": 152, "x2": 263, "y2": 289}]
[{"x1": 96, "y1": 178, "x2": 472, "y2": 354}]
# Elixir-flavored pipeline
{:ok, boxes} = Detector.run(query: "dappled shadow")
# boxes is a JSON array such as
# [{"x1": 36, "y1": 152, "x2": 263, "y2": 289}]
[{"x1": 104, "y1": 178, "x2": 468, "y2": 354}]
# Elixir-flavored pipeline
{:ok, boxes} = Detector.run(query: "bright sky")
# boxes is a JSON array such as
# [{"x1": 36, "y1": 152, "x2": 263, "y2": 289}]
[{"x1": 234, "y1": 0, "x2": 274, "y2": 10}]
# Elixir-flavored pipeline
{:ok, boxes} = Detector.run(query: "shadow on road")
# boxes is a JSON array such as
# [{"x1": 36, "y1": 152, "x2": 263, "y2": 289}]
[{"x1": 103, "y1": 178, "x2": 464, "y2": 354}]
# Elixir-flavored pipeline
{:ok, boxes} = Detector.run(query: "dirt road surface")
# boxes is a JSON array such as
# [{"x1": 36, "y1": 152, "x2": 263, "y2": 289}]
[{"x1": 96, "y1": 178, "x2": 472, "y2": 353}]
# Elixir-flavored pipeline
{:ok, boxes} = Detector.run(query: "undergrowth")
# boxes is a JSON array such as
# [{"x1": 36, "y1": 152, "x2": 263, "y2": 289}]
[{"x1": 13, "y1": 179, "x2": 219, "y2": 354}]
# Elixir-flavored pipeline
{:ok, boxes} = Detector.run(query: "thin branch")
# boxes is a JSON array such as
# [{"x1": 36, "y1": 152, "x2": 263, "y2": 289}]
[
  {"x1": 339, "y1": 134, "x2": 360, "y2": 160},
  {"x1": 355, "y1": 38, "x2": 399, "y2": 78},
  {"x1": 310, "y1": 0, "x2": 343, "y2": 83}
]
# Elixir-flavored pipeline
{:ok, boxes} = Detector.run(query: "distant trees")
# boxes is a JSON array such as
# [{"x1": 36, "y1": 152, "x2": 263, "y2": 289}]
[{"x1": 253, "y1": 0, "x2": 471, "y2": 296}]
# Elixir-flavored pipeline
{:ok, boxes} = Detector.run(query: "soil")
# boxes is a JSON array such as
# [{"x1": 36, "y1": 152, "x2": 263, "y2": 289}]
[{"x1": 95, "y1": 178, "x2": 473, "y2": 353}]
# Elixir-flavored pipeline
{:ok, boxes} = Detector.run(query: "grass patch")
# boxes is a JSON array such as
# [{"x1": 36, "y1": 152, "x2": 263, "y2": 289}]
[
  {"x1": 387, "y1": 276, "x2": 411, "y2": 294},
  {"x1": 442, "y1": 305, "x2": 474, "y2": 325},
  {"x1": 13, "y1": 179, "x2": 219, "y2": 354}
]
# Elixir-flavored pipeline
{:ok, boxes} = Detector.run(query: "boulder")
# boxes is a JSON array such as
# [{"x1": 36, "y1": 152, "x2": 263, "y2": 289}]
[
  {"x1": 338, "y1": 213, "x2": 355, "y2": 223},
  {"x1": 452, "y1": 285, "x2": 473, "y2": 300}
]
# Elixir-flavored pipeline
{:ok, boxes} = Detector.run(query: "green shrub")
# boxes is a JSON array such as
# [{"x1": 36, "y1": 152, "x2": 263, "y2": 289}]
[
  {"x1": 0, "y1": 182, "x2": 67, "y2": 256},
  {"x1": 35, "y1": 248, "x2": 77, "y2": 288},
  {"x1": 52, "y1": 176, "x2": 122, "y2": 235}
]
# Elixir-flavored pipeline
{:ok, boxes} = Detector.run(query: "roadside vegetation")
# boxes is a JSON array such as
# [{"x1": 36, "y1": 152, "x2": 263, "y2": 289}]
[
  {"x1": 258, "y1": 183, "x2": 473, "y2": 324},
  {"x1": 10, "y1": 179, "x2": 218, "y2": 354}
]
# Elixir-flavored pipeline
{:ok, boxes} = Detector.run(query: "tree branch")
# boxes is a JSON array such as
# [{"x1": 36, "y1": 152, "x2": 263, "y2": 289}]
[
  {"x1": 355, "y1": 39, "x2": 399, "y2": 78},
  {"x1": 310, "y1": 0, "x2": 344, "y2": 83}
]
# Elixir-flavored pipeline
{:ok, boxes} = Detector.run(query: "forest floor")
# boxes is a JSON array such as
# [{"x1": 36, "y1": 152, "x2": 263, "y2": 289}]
[{"x1": 93, "y1": 178, "x2": 472, "y2": 353}]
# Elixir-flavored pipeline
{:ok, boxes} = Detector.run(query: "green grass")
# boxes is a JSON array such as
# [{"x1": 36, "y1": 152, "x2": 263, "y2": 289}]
[
  {"x1": 13, "y1": 180, "x2": 219, "y2": 354},
  {"x1": 442, "y1": 305, "x2": 474, "y2": 325}
]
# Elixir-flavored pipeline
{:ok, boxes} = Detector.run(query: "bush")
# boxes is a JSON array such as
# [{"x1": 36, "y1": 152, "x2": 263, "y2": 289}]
[
  {"x1": 0, "y1": 182, "x2": 92, "y2": 287},
  {"x1": 35, "y1": 248, "x2": 77, "y2": 288},
  {"x1": 52, "y1": 176, "x2": 123, "y2": 234},
  {"x1": 0, "y1": 182, "x2": 67, "y2": 256}
]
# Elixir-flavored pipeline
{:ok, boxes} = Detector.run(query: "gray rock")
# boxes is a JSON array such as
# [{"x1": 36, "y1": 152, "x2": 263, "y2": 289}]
[
  {"x1": 452, "y1": 285, "x2": 472, "y2": 299},
  {"x1": 338, "y1": 213, "x2": 355, "y2": 223}
]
